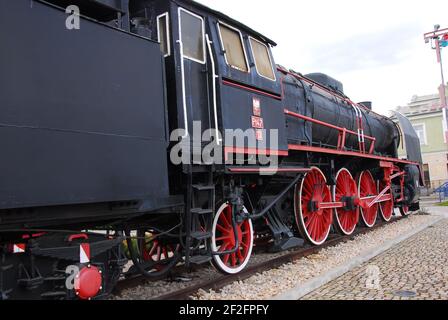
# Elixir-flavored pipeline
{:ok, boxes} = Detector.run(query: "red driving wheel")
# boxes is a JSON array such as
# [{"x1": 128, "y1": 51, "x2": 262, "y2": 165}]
[
  {"x1": 379, "y1": 180, "x2": 394, "y2": 222},
  {"x1": 333, "y1": 168, "x2": 359, "y2": 235},
  {"x1": 211, "y1": 203, "x2": 254, "y2": 275},
  {"x1": 358, "y1": 171, "x2": 378, "y2": 228},
  {"x1": 295, "y1": 167, "x2": 333, "y2": 246}
]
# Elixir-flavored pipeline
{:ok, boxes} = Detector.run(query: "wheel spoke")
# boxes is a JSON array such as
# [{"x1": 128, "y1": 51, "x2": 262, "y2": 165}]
[
  {"x1": 220, "y1": 210, "x2": 231, "y2": 227},
  {"x1": 216, "y1": 224, "x2": 228, "y2": 233},
  {"x1": 148, "y1": 242, "x2": 158, "y2": 257},
  {"x1": 237, "y1": 249, "x2": 244, "y2": 263},
  {"x1": 212, "y1": 203, "x2": 253, "y2": 274},
  {"x1": 215, "y1": 236, "x2": 229, "y2": 242},
  {"x1": 222, "y1": 252, "x2": 230, "y2": 266},
  {"x1": 230, "y1": 253, "x2": 237, "y2": 267}
]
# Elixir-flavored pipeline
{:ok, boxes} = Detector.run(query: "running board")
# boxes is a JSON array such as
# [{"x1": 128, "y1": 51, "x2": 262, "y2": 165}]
[{"x1": 227, "y1": 167, "x2": 310, "y2": 174}]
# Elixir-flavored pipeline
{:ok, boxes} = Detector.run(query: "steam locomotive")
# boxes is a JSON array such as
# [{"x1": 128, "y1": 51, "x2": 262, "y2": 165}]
[{"x1": 0, "y1": 0, "x2": 422, "y2": 300}]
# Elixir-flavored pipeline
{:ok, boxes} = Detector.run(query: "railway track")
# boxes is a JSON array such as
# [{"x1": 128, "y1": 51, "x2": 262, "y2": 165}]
[{"x1": 114, "y1": 216, "x2": 405, "y2": 300}]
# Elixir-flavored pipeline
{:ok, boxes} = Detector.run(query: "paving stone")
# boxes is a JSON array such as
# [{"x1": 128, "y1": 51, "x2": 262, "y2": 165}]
[{"x1": 302, "y1": 219, "x2": 448, "y2": 301}]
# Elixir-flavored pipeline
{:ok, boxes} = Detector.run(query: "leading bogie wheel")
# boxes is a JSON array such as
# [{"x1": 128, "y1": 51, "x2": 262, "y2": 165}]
[
  {"x1": 137, "y1": 231, "x2": 181, "y2": 273},
  {"x1": 333, "y1": 168, "x2": 359, "y2": 236},
  {"x1": 211, "y1": 202, "x2": 254, "y2": 275},
  {"x1": 124, "y1": 229, "x2": 181, "y2": 279},
  {"x1": 294, "y1": 167, "x2": 333, "y2": 246}
]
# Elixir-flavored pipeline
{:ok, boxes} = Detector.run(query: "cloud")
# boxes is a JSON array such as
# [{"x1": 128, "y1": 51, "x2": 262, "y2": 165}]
[
  {"x1": 304, "y1": 24, "x2": 423, "y2": 74},
  {"x1": 195, "y1": 0, "x2": 448, "y2": 114}
]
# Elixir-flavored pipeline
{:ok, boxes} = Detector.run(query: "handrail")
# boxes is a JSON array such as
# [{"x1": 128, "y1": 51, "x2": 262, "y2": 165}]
[
  {"x1": 205, "y1": 34, "x2": 221, "y2": 145},
  {"x1": 176, "y1": 39, "x2": 189, "y2": 138},
  {"x1": 284, "y1": 109, "x2": 376, "y2": 154}
]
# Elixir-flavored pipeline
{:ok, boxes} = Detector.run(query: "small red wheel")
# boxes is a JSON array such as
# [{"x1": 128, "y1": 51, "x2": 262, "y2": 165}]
[
  {"x1": 378, "y1": 180, "x2": 394, "y2": 222},
  {"x1": 295, "y1": 167, "x2": 333, "y2": 246},
  {"x1": 211, "y1": 203, "x2": 254, "y2": 275},
  {"x1": 400, "y1": 205, "x2": 411, "y2": 217},
  {"x1": 138, "y1": 232, "x2": 180, "y2": 272},
  {"x1": 333, "y1": 168, "x2": 359, "y2": 235},
  {"x1": 358, "y1": 171, "x2": 378, "y2": 228}
]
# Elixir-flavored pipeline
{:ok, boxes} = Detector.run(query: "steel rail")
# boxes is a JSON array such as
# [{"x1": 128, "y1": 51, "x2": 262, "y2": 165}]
[{"x1": 114, "y1": 216, "x2": 405, "y2": 300}]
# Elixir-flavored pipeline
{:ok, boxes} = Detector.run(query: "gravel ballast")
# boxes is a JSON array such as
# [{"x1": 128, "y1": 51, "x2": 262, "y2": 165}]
[{"x1": 194, "y1": 214, "x2": 441, "y2": 300}]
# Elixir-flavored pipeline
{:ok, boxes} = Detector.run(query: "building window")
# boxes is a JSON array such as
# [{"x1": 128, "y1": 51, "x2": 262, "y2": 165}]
[
  {"x1": 179, "y1": 8, "x2": 205, "y2": 63},
  {"x1": 249, "y1": 37, "x2": 276, "y2": 81},
  {"x1": 218, "y1": 23, "x2": 249, "y2": 72},
  {"x1": 423, "y1": 164, "x2": 431, "y2": 187},
  {"x1": 413, "y1": 123, "x2": 427, "y2": 145},
  {"x1": 157, "y1": 13, "x2": 170, "y2": 57}
]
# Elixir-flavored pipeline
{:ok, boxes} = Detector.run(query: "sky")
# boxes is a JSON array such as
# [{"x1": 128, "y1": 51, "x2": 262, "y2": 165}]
[{"x1": 195, "y1": 0, "x2": 448, "y2": 115}]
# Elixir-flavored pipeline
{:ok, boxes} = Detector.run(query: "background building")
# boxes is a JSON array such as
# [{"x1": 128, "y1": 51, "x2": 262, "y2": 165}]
[{"x1": 393, "y1": 85, "x2": 448, "y2": 189}]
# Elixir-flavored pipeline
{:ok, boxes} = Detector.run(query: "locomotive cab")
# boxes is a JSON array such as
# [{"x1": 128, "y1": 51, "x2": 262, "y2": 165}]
[{"x1": 134, "y1": 0, "x2": 289, "y2": 165}]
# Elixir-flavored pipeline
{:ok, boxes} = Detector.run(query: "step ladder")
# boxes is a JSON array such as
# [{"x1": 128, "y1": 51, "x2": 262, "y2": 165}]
[{"x1": 184, "y1": 167, "x2": 215, "y2": 267}]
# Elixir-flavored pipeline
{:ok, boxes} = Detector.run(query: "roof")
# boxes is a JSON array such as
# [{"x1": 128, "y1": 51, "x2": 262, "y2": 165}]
[
  {"x1": 173, "y1": 0, "x2": 277, "y2": 46},
  {"x1": 395, "y1": 85, "x2": 448, "y2": 117}
]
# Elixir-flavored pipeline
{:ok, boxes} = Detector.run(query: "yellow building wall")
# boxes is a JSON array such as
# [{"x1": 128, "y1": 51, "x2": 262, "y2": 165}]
[
  {"x1": 422, "y1": 152, "x2": 448, "y2": 188},
  {"x1": 397, "y1": 112, "x2": 448, "y2": 189}
]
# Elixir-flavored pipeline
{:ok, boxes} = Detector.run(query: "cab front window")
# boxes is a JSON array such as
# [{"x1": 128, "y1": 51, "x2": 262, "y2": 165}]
[
  {"x1": 250, "y1": 37, "x2": 276, "y2": 81},
  {"x1": 218, "y1": 23, "x2": 249, "y2": 72}
]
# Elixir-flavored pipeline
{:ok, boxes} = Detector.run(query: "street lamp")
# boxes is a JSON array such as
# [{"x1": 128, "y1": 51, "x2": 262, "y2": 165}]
[{"x1": 424, "y1": 25, "x2": 448, "y2": 141}]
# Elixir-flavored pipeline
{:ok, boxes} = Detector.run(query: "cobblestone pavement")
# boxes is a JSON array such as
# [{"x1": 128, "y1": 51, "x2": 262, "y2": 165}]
[{"x1": 302, "y1": 217, "x2": 448, "y2": 300}]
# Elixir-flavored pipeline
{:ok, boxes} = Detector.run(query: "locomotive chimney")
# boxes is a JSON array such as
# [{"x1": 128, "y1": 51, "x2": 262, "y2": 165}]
[{"x1": 359, "y1": 101, "x2": 372, "y2": 110}]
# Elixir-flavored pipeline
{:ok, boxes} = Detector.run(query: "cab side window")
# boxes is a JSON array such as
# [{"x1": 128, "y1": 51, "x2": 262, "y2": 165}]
[
  {"x1": 250, "y1": 37, "x2": 276, "y2": 81},
  {"x1": 218, "y1": 23, "x2": 249, "y2": 72},
  {"x1": 157, "y1": 13, "x2": 170, "y2": 57},
  {"x1": 179, "y1": 9, "x2": 205, "y2": 63}
]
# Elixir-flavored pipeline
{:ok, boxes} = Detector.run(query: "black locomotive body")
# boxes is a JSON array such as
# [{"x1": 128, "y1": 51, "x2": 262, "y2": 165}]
[{"x1": 0, "y1": 0, "x2": 423, "y2": 300}]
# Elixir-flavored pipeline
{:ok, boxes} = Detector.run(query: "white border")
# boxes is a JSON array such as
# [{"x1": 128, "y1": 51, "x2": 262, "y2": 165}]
[
  {"x1": 248, "y1": 36, "x2": 276, "y2": 81},
  {"x1": 156, "y1": 12, "x2": 171, "y2": 58},
  {"x1": 216, "y1": 21, "x2": 250, "y2": 73},
  {"x1": 178, "y1": 7, "x2": 206, "y2": 64}
]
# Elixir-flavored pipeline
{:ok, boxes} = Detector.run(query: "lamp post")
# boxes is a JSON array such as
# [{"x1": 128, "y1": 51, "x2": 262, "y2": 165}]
[{"x1": 424, "y1": 25, "x2": 448, "y2": 141}]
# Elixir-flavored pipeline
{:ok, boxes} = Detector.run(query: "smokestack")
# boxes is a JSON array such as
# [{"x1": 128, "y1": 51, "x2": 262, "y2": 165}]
[{"x1": 359, "y1": 101, "x2": 372, "y2": 110}]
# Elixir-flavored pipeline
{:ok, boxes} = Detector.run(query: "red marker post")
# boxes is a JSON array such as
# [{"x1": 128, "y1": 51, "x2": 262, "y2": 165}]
[{"x1": 424, "y1": 26, "x2": 448, "y2": 141}]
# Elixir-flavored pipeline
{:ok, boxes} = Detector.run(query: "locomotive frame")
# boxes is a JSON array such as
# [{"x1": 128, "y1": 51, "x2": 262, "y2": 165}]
[{"x1": 0, "y1": 0, "x2": 423, "y2": 300}]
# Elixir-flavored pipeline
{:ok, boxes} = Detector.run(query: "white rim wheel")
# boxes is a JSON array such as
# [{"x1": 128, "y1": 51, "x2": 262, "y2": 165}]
[
  {"x1": 211, "y1": 203, "x2": 254, "y2": 275},
  {"x1": 358, "y1": 171, "x2": 379, "y2": 228},
  {"x1": 333, "y1": 168, "x2": 359, "y2": 236},
  {"x1": 378, "y1": 180, "x2": 394, "y2": 222},
  {"x1": 294, "y1": 167, "x2": 333, "y2": 246}
]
